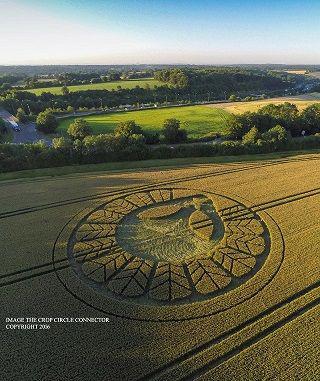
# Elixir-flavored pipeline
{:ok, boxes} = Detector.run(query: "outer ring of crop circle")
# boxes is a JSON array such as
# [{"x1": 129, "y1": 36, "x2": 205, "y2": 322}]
[{"x1": 53, "y1": 186, "x2": 285, "y2": 322}]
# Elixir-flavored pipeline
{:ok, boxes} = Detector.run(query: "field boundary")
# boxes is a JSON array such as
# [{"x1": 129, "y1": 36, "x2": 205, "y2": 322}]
[{"x1": 1, "y1": 150, "x2": 319, "y2": 183}]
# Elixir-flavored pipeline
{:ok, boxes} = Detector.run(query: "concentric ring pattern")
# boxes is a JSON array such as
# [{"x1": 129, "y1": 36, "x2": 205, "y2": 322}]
[{"x1": 68, "y1": 188, "x2": 269, "y2": 305}]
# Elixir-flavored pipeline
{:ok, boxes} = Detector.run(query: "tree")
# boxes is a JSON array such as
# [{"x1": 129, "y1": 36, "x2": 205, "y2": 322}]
[
  {"x1": 242, "y1": 127, "x2": 260, "y2": 144},
  {"x1": 228, "y1": 94, "x2": 237, "y2": 102},
  {"x1": 162, "y1": 118, "x2": 187, "y2": 143},
  {"x1": 262, "y1": 125, "x2": 288, "y2": 143},
  {"x1": 83, "y1": 134, "x2": 114, "y2": 156},
  {"x1": 225, "y1": 115, "x2": 249, "y2": 140},
  {"x1": 155, "y1": 69, "x2": 189, "y2": 88},
  {"x1": 237, "y1": 112, "x2": 275, "y2": 133},
  {"x1": 16, "y1": 108, "x2": 28, "y2": 123},
  {"x1": 61, "y1": 86, "x2": 70, "y2": 96},
  {"x1": 67, "y1": 119, "x2": 92, "y2": 140},
  {"x1": 52, "y1": 136, "x2": 73, "y2": 150},
  {"x1": 109, "y1": 73, "x2": 121, "y2": 81},
  {"x1": 67, "y1": 105, "x2": 75, "y2": 113},
  {"x1": 259, "y1": 102, "x2": 299, "y2": 129},
  {"x1": 114, "y1": 120, "x2": 143, "y2": 137},
  {"x1": 36, "y1": 110, "x2": 58, "y2": 133},
  {"x1": 300, "y1": 104, "x2": 320, "y2": 135},
  {"x1": 122, "y1": 134, "x2": 150, "y2": 160}
]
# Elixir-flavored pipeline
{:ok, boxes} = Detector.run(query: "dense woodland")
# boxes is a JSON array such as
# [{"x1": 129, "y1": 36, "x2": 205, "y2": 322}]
[{"x1": 154, "y1": 68, "x2": 301, "y2": 91}]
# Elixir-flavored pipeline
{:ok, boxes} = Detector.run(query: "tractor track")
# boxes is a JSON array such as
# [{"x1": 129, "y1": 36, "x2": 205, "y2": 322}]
[
  {"x1": 138, "y1": 269, "x2": 320, "y2": 380},
  {"x1": 1, "y1": 184, "x2": 319, "y2": 288},
  {"x1": 0, "y1": 155, "x2": 319, "y2": 220},
  {"x1": 1, "y1": 154, "x2": 320, "y2": 381}
]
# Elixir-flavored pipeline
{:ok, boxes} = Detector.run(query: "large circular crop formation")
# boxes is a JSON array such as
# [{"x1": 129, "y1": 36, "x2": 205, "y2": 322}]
[{"x1": 54, "y1": 187, "x2": 284, "y2": 321}]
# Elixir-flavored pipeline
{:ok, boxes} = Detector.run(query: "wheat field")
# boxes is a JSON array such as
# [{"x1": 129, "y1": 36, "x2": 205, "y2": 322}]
[
  {"x1": 206, "y1": 92, "x2": 320, "y2": 114},
  {"x1": 1, "y1": 152, "x2": 320, "y2": 380}
]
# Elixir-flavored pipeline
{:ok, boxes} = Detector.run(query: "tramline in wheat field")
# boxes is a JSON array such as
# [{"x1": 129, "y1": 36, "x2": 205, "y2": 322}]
[{"x1": 1, "y1": 152, "x2": 319, "y2": 380}]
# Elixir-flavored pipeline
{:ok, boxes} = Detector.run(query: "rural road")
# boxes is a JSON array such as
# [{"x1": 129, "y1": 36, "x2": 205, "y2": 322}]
[
  {"x1": 0, "y1": 109, "x2": 51, "y2": 145},
  {"x1": 12, "y1": 121, "x2": 52, "y2": 145}
]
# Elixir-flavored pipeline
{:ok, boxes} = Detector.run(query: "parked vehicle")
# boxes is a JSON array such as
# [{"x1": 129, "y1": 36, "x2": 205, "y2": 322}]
[{"x1": 9, "y1": 120, "x2": 21, "y2": 131}]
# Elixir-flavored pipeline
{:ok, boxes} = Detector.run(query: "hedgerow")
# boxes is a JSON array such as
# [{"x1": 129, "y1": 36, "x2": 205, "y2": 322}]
[{"x1": 1, "y1": 132, "x2": 320, "y2": 173}]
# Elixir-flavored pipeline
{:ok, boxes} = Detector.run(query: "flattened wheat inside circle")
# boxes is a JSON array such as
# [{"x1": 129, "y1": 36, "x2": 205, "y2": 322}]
[{"x1": 68, "y1": 188, "x2": 269, "y2": 305}]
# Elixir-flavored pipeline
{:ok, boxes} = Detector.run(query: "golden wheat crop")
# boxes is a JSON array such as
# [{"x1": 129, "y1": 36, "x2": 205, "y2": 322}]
[{"x1": 1, "y1": 152, "x2": 320, "y2": 380}]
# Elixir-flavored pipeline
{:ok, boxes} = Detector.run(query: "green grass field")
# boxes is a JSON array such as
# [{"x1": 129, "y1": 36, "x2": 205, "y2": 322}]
[
  {"x1": 58, "y1": 93, "x2": 320, "y2": 138},
  {"x1": 58, "y1": 105, "x2": 231, "y2": 138},
  {"x1": 24, "y1": 78, "x2": 161, "y2": 95}
]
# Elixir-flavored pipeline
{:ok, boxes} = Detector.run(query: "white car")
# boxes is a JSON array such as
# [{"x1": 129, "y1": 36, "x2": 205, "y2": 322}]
[{"x1": 9, "y1": 120, "x2": 21, "y2": 131}]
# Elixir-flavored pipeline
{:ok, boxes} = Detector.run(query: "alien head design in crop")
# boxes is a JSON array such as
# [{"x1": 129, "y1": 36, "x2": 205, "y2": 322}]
[{"x1": 68, "y1": 188, "x2": 269, "y2": 305}]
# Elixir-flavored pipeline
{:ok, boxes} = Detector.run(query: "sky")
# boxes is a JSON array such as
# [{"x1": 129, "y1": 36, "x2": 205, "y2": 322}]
[{"x1": 0, "y1": 0, "x2": 319, "y2": 65}]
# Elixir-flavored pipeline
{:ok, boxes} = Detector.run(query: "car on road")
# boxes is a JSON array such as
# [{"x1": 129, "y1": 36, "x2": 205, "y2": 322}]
[{"x1": 9, "y1": 120, "x2": 21, "y2": 131}]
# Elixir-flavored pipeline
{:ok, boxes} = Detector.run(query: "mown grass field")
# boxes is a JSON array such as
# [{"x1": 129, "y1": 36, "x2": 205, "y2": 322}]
[
  {"x1": 24, "y1": 78, "x2": 161, "y2": 95},
  {"x1": 57, "y1": 93, "x2": 320, "y2": 138},
  {"x1": 1, "y1": 152, "x2": 320, "y2": 380},
  {"x1": 58, "y1": 105, "x2": 231, "y2": 138}
]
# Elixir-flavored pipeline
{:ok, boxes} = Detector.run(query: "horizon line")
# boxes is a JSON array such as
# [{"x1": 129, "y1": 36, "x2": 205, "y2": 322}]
[{"x1": 1, "y1": 63, "x2": 320, "y2": 67}]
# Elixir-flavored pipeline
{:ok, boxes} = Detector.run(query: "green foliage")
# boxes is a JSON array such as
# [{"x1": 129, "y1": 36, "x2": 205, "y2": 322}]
[
  {"x1": 225, "y1": 115, "x2": 249, "y2": 140},
  {"x1": 242, "y1": 127, "x2": 260, "y2": 145},
  {"x1": 229, "y1": 95, "x2": 238, "y2": 102},
  {"x1": 66, "y1": 105, "x2": 74, "y2": 113},
  {"x1": 0, "y1": 118, "x2": 8, "y2": 142},
  {"x1": 259, "y1": 102, "x2": 299, "y2": 129},
  {"x1": 16, "y1": 108, "x2": 28, "y2": 123},
  {"x1": 162, "y1": 118, "x2": 188, "y2": 143},
  {"x1": 154, "y1": 69, "x2": 189, "y2": 88},
  {"x1": 82, "y1": 132, "x2": 150, "y2": 163},
  {"x1": 36, "y1": 109, "x2": 58, "y2": 133},
  {"x1": 155, "y1": 67, "x2": 296, "y2": 96},
  {"x1": 262, "y1": 125, "x2": 288, "y2": 143},
  {"x1": 1, "y1": 132, "x2": 320, "y2": 173},
  {"x1": 300, "y1": 104, "x2": 320, "y2": 134},
  {"x1": 52, "y1": 136, "x2": 73, "y2": 150},
  {"x1": 226, "y1": 102, "x2": 320, "y2": 139},
  {"x1": 114, "y1": 120, "x2": 143, "y2": 137},
  {"x1": 67, "y1": 119, "x2": 92, "y2": 140},
  {"x1": 109, "y1": 72, "x2": 121, "y2": 81},
  {"x1": 143, "y1": 131, "x2": 160, "y2": 144}
]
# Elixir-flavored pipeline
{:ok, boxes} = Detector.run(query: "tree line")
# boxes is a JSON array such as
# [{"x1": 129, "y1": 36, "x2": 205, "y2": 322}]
[
  {"x1": 225, "y1": 102, "x2": 320, "y2": 139},
  {"x1": 1, "y1": 67, "x2": 310, "y2": 116},
  {"x1": 1, "y1": 110, "x2": 320, "y2": 173},
  {"x1": 154, "y1": 68, "x2": 307, "y2": 92}
]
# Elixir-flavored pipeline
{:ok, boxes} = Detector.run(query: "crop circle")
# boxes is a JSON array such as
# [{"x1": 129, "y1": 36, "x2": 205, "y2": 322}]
[{"x1": 53, "y1": 187, "x2": 284, "y2": 321}]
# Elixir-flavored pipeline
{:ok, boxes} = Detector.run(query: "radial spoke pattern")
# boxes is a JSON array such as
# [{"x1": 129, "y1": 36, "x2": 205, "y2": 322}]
[{"x1": 69, "y1": 188, "x2": 269, "y2": 305}]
